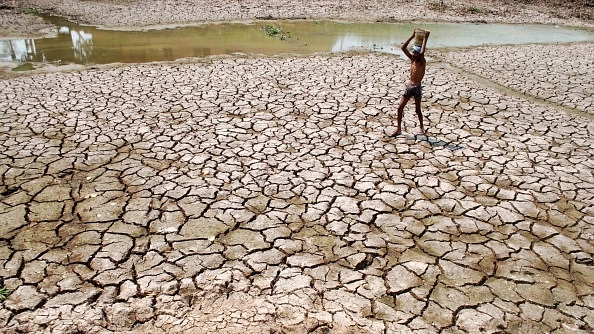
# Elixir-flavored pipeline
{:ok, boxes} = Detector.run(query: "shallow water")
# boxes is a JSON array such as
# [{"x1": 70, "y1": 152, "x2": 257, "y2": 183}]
[{"x1": 1, "y1": 15, "x2": 593, "y2": 67}]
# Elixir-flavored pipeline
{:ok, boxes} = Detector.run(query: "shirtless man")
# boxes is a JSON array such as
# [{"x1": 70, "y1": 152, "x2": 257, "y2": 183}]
[{"x1": 391, "y1": 29, "x2": 430, "y2": 136}]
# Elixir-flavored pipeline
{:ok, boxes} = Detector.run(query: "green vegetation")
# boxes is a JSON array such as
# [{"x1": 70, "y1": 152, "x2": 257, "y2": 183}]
[
  {"x1": 0, "y1": 287, "x2": 12, "y2": 301},
  {"x1": 264, "y1": 25, "x2": 291, "y2": 40},
  {"x1": 12, "y1": 63, "x2": 35, "y2": 71},
  {"x1": 264, "y1": 25, "x2": 281, "y2": 36},
  {"x1": 23, "y1": 7, "x2": 41, "y2": 14}
]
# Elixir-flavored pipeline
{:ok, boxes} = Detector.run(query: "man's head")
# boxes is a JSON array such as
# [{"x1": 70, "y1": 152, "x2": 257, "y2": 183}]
[{"x1": 411, "y1": 46, "x2": 422, "y2": 60}]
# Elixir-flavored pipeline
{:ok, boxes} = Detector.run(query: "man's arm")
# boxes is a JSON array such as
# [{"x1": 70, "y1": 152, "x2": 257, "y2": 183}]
[
  {"x1": 401, "y1": 31, "x2": 415, "y2": 60},
  {"x1": 420, "y1": 30, "x2": 430, "y2": 55}
]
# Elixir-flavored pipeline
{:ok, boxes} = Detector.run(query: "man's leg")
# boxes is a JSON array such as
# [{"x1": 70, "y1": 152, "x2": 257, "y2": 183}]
[
  {"x1": 414, "y1": 97, "x2": 425, "y2": 134},
  {"x1": 392, "y1": 96, "x2": 410, "y2": 136}
]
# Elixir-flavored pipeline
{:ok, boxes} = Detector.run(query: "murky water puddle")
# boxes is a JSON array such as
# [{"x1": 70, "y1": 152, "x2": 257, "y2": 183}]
[{"x1": 2, "y1": 14, "x2": 593, "y2": 68}]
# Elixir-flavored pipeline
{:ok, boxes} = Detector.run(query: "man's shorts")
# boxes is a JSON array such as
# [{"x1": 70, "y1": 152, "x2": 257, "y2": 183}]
[{"x1": 403, "y1": 83, "x2": 422, "y2": 100}]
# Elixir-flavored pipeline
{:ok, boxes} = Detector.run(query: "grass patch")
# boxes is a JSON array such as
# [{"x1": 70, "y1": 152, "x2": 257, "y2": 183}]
[
  {"x1": 23, "y1": 7, "x2": 41, "y2": 14},
  {"x1": 0, "y1": 287, "x2": 12, "y2": 301},
  {"x1": 264, "y1": 25, "x2": 281, "y2": 36},
  {"x1": 12, "y1": 62, "x2": 35, "y2": 71},
  {"x1": 263, "y1": 25, "x2": 291, "y2": 40}
]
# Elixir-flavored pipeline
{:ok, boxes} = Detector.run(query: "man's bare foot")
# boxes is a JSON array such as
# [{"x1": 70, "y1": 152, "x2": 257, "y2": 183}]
[
  {"x1": 417, "y1": 128, "x2": 426, "y2": 135},
  {"x1": 390, "y1": 130, "x2": 402, "y2": 137}
]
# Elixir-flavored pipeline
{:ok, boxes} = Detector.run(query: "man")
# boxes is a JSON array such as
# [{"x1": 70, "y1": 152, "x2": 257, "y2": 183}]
[{"x1": 391, "y1": 29, "x2": 430, "y2": 136}]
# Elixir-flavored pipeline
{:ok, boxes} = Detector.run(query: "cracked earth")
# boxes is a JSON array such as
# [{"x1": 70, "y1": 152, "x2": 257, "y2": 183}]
[{"x1": 1, "y1": 1, "x2": 594, "y2": 334}]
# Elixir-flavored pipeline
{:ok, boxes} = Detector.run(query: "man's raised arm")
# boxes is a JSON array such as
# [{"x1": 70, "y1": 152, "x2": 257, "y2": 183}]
[
  {"x1": 401, "y1": 31, "x2": 415, "y2": 60},
  {"x1": 420, "y1": 30, "x2": 430, "y2": 55}
]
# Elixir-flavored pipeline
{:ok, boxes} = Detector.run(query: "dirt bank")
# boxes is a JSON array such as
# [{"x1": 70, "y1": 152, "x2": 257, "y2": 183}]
[{"x1": 1, "y1": 0, "x2": 593, "y2": 40}]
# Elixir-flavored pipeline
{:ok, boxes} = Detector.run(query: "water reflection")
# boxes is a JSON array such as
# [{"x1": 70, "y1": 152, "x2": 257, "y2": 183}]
[
  {"x1": 70, "y1": 29, "x2": 93, "y2": 63},
  {"x1": 0, "y1": 25, "x2": 93, "y2": 63},
  {"x1": 1, "y1": 15, "x2": 593, "y2": 66},
  {"x1": 1, "y1": 39, "x2": 36, "y2": 62},
  {"x1": 332, "y1": 34, "x2": 373, "y2": 52}
]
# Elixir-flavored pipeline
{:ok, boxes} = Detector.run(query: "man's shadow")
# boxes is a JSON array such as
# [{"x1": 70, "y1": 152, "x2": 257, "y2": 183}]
[{"x1": 396, "y1": 133, "x2": 465, "y2": 151}]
